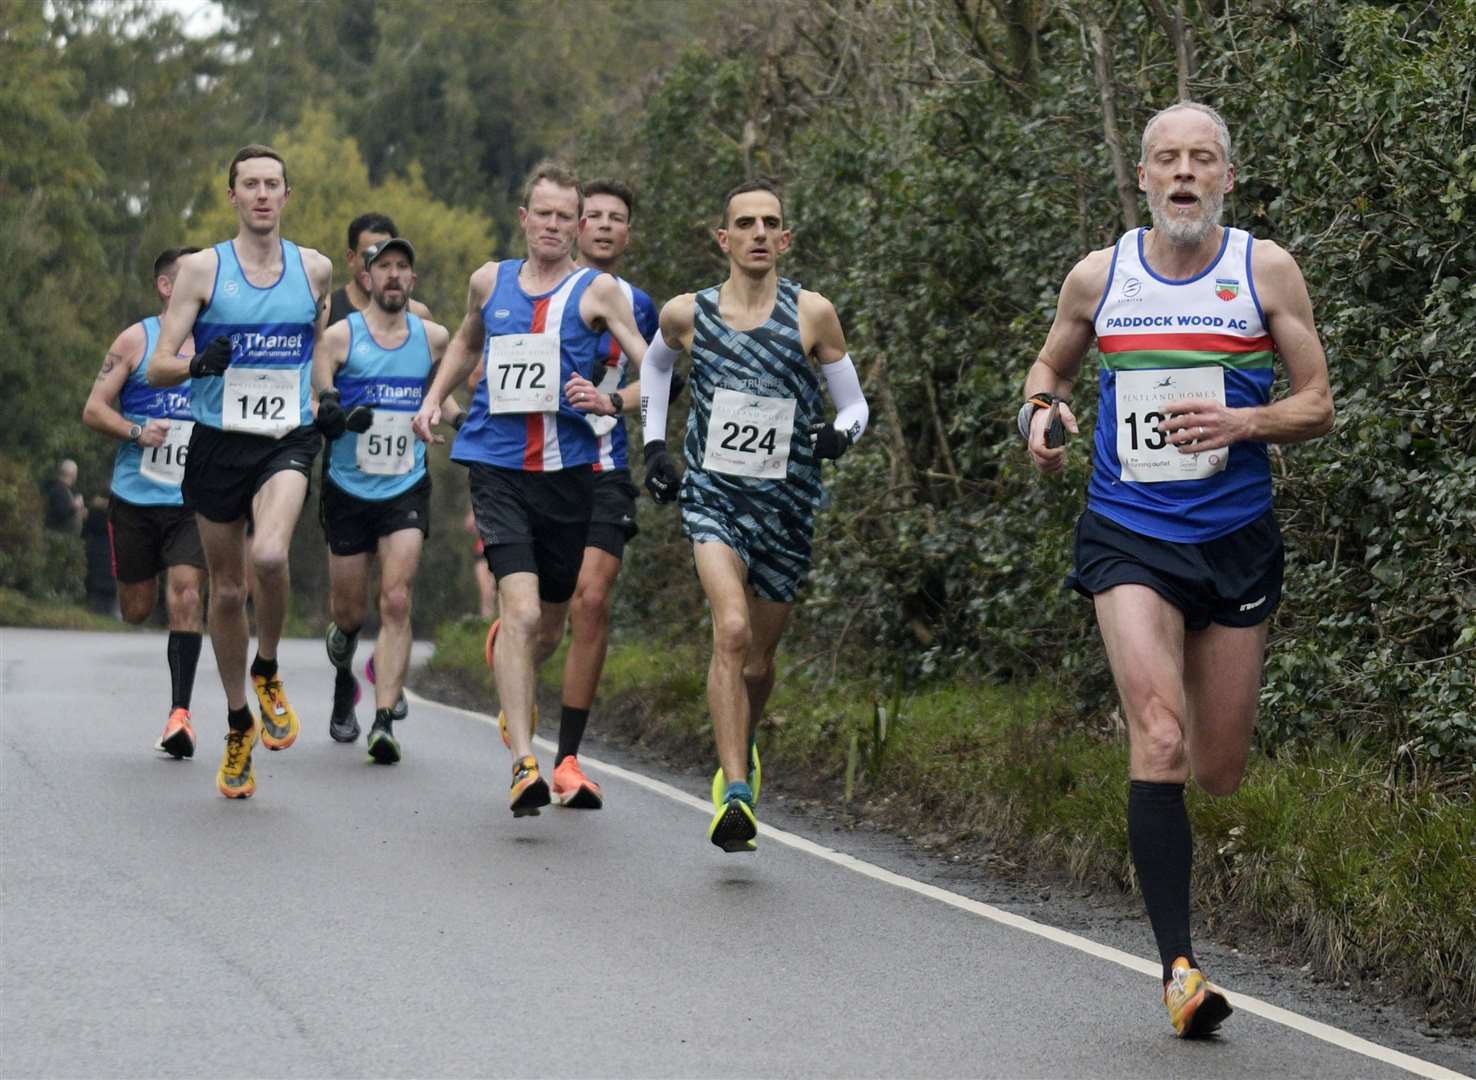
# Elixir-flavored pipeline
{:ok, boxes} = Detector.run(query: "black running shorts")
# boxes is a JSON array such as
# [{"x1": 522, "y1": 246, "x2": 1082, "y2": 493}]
[
  {"x1": 319, "y1": 475, "x2": 432, "y2": 557},
  {"x1": 1068, "y1": 507, "x2": 1284, "y2": 630},
  {"x1": 182, "y1": 424, "x2": 321, "y2": 524},
  {"x1": 468, "y1": 463, "x2": 594, "y2": 604},
  {"x1": 585, "y1": 467, "x2": 639, "y2": 558},
  {"x1": 107, "y1": 497, "x2": 206, "y2": 584}
]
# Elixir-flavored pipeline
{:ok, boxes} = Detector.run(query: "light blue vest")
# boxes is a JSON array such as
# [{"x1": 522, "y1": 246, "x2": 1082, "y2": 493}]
[
  {"x1": 111, "y1": 317, "x2": 193, "y2": 506},
  {"x1": 327, "y1": 312, "x2": 431, "y2": 500},
  {"x1": 191, "y1": 239, "x2": 317, "y2": 432}
]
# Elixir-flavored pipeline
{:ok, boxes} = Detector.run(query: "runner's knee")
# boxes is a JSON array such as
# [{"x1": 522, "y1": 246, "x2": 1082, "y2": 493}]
[
  {"x1": 569, "y1": 583, "x2": 612, "y2": 635},
  {"x1": 1193, "y1": 750, "x2": 1249, "y2": 798},
  {"x1": 119, "y1": 586, "x2": 156, "y2": 625},
  {"x1": 166, "y1": 576, "x2": 202, "y2": 626},
  {"x1": 712, "y1": 611, "x2": 752, "y2": 659},
  {"x1": 251, "y1": 539, "x2": 289, "y2": 578},
  {"x1": 379, "y1": 582, "x2": 412, "y2": 626},
  {"x1": 211, "y1": 578, "x2": 248, "y2": 614},
  {"x1": 1131, "y1": 703, "x2": 1188, "y2": 774}
]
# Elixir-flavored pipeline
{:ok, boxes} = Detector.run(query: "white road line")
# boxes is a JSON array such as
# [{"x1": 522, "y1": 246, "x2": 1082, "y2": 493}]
[{"x1": 408, "y1": 689, "x2": 1472, "y2": 1080}]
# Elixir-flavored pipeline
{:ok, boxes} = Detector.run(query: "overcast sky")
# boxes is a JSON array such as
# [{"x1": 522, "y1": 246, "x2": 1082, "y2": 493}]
[{"x1": 147, "y1": 0, "x2": 225, "y2": 37}]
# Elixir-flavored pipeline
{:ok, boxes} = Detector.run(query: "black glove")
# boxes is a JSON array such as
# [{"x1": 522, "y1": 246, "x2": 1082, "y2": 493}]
[
  {"x1": 643, "y1": 440, "x2": 680, "y2": 504},
  {"x1": 808, "y1": 420, "x2": 852, "y2": 461},
  {"x1": 345, "y1": 406, "x2": 374, "y2": 434},
  {"x1": 316, "y1": 389, "x2": 348, "y2": 440},
  {"x1": 1044, "y1": 403, "x2": 1066, "y2": 449},
  {"x1": 189, "y1": 336, "x2": 232, "y2": 379},
  {"x1": 668, "y1": 369, "x2": 687, "y2": 403}
]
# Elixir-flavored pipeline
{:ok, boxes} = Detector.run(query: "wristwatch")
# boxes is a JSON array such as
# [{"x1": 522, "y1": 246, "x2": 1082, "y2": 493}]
[
  {"x1": 127, "y1": 423, "x2": 143, "y2": 443},
  {"x1": 608, "y1": 391, "x2": 624, "y2": 416}
]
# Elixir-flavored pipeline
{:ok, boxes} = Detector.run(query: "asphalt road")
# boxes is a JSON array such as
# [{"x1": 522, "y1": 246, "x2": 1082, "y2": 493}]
[{"x1": 1, "y1": 629, "x2": 1469, "y2": 1079}]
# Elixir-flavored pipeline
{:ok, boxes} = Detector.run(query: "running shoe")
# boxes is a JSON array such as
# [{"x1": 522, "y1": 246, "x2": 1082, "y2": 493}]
[
  {"x1": 364, "y1": 653, "x2": 408, "y2": 721},
  {"x1": 329, "y1": 669, "x2": 360, "y2": 744},
  {"x1": 551, "y1": 755, "x2": 603, "y2": 809},
  {"x1": 155, "y1": 707, "x2": 195, "y2": 759},
  {"x1": 1164, "y1": 957, "x2": 1233, "y2": 1037},
  {"x1": 510, "y1": 755, "x2": 550, "y2": 817},
  {"x1": 710, "y1": 741, "x2": 762, "y2": 808},
  {"x1": 253, "y1": 672, "x2": 299, "y2": 751},
  {"x1": 484, "y1": 618, "x2": 500, "y2": 672},
  {"x1": 216, "y1": 720, "x2": 257, "y2": 799},
  {"x1": 366, "y1": 714, "x2": 401, "y2": 765},
  {"x1": 708, "y1": 781, "x2": 758, "y2": 852},
  {"x1": 497, "y1": 704, "x2": 539, "y2": 750}
]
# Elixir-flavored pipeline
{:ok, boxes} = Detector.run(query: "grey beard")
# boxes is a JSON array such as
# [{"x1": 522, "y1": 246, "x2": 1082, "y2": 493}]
[{"x1": 1148, "y1": 188, "x2": 1224, "y2": 246}]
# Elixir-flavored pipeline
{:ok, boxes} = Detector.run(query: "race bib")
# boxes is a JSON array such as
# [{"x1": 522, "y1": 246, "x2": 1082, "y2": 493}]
[
  {"x1": 138, "y1": 420, "x2": 194, "y2": 487},
  {"x1": 223, "y1": 367, "x2": 299, "y2": 438},
  {"x1": 1115, "y1": 366, "x2": 1228, "y2": 483},
  {"x1": 702, "y1": 389, "x2": 795, "y2": 478},
  {"x1": 485, "y1": 334, "x2": 559, "y2": 414},
  {"x1": 355, "y1": 410, "x2": 416, "y2": 476}
]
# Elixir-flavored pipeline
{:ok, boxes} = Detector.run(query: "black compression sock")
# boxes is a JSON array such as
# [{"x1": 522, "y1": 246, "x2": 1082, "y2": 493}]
[
  {"x1": 1128, "y1": 780, "x2": 1197, "y2": 984},
  {"x1": 227, "y1": 705, "x2": 254, "y2": 732},
  {"x1": 333, "y1": 666, "x2": 357, "y2": 703},
  {"x1": 556, "y1": 705, "x2": 590, "y2": 765},
  {"x1": 167, "y1": 631, "x2": 202, "y2": 710},
  {"x1": 250, "y1": 654, "x2": 278, "y2": 680}
]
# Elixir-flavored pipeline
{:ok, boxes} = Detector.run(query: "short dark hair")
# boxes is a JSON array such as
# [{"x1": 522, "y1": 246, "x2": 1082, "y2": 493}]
[
  {"x1": 153, "y1": 247, "x2": 200, "y2": 280},
  {"x1": 227, "y1": 144, "x2": 288, "y2": 190},
  {"x1": 722, "y1": 177, "x2": 783, "y2": 226},
  {"x1": 347, "y1": 213, "x2": 399, "y2": 253},
  {"x1": 583, "y1": 178, "x2": 635, "y2": 220},
  {"x1": 521, "y1": 159, "x2": 583, "y2": 217}
]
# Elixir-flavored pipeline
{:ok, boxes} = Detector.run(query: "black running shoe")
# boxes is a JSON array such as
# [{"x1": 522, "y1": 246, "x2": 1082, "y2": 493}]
[
  {"x1": 329, "y1": 669, "x2": 360, "y2": 743},
  {"x1": 366, "y1": 715, "x2": 400, "y2": 764}
]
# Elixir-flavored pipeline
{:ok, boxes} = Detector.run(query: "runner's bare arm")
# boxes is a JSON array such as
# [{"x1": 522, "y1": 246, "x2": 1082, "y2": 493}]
[
  {"x1": 423, "y1": 321, "x2": 464, "y2": 425},
  {"x1": 415, "y1": 264, "x2": 493, "y2": 438},
  {"x1": 304, "y1": 248, "x2": 334, "y2": 343},
  {"x1": 798, "y1": 290, "x2": 849, "y2": 364},
  {"x1": 310, "y1": 321, "x2": 351, "y2": 396},
  {"x1": 1158, "y1": 242, "x2": 1334, "y2": 451},
  {"x1": 147, "y1": 250, "x2": 217, "y2": 387},
  {"x1": 571, "y1": 274, "x2": 648, "y2": 415},
  {"x1": 1024, "y1": 249, "x2": 1113, "y2": 472},
  {"x1": 82, "y1": 324, "x2": 149, "y2": 441}
]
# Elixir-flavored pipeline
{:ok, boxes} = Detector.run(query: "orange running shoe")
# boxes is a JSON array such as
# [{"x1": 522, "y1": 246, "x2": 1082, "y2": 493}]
[
  {"x1": 509, "y1": 755, "x2": 550, "y2": 817},
  {"x1": 1164, "y1": 956, "x2": 1233, "y2": 1037},
  {"x1": 483, "y1": 618, "x2": 500, "y2": 672},
  {"x1": 551, "y1": 755, "x2": 603, "y2": 809},
  {"x1": 216, "y1": 721, "x2": 257, "y2": 799},
  {"x1": 252, "y1": 672, "x2": 299, "y2": 751},
  {"x1": 155, "y1": 708, "x2": 196, "y2": 759}
]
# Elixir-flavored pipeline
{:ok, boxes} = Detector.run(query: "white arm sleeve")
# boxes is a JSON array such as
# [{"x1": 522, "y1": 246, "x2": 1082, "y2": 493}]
[
  {"x1": 822, "y1": 353, "x2": 868, "y2": 443},
  {"x1": 638, "y1": 332, "x2": 680, "y2": 446}
]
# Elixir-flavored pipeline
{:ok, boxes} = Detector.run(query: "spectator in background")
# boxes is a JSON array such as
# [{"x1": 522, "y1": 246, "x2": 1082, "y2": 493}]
[
  {"x1": 44, "y1": 459, "x2": 85, "y2": 534},
  {"x1": 82, "y1": 494, "x2": 117, "y2": 615}
]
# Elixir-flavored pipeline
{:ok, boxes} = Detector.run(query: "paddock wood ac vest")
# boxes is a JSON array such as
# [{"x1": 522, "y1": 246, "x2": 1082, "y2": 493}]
[{"x1": 1090, "y1": 226, "x2": 1274, "y2": 543}]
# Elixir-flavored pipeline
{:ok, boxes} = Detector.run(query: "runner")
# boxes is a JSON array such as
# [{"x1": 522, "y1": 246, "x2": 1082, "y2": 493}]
[
  {"x1": 538, "y1": 177, "x2": 661, "y2": 809},
  {"x1": 327, "y1": 213, "x2": 432, "y2": 325},
  {"x1": 1019, "y1": 102, "x2": 1334, "y2": 1036},
  {"x1": 81, "y1": 247, "x2": 208, "y2": 758},
  {"x1": 412, "y1": 161, "x2": 651, "y2": 816},
  {"x1": 148, "y1": 144, "x2": 334, "y2": 799},
  {"x1": 638, "y1": 178, "x2": 869, "y2": 852},
  {"x1": 314, "y1": 237, "x2": 449, "y2": 762}
]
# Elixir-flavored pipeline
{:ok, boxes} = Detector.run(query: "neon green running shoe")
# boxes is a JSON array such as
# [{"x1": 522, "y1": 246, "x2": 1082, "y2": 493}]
[{"x1": 711, "y1": 741, "x2": 761, "y2": 808}]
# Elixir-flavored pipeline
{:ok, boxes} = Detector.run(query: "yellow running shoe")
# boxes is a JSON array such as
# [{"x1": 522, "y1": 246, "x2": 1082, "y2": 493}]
[
  {"x1": 253, "y1": 672, "x2": 299, "y2": 751},
  {"x1": 216, "y1": 721, "x2": 257, "y2": 799},
  {"x1": 710, "y1": 742, "x2": 762, "y2": 808},
  {"x1": 1164, "y1": 957, "x2": 1233, "y2": 1037},
  {"x1": 510, "y1": 755, "x2": 551, "y2": 817},
  {"x1": 497, "y1": 704, "x2": 539, "y2": 750},
  {"x1": 708, "y1": 782, "x2": 758, "y2": 853}
]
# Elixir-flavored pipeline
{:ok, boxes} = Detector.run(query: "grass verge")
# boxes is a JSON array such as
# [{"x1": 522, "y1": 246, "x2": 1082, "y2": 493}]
[
  {"x1": 425, "y1": 619, "x2": 1475, "y2": 1029},
  {"x1": 0, "y1": 587, "x2": 132, "y2": 631}
]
